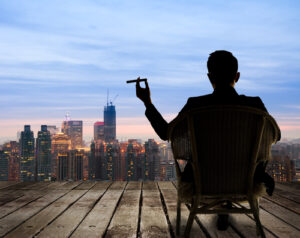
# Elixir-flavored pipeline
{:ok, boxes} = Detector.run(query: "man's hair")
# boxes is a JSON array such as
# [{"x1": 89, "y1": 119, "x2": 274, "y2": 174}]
[{"x1": 207, "y1": 50, "x2": 238, "y2": 84}]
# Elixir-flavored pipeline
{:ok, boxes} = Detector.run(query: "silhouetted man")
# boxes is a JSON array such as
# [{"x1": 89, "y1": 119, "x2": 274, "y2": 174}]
[{"x1": 135, "y1": 50, "x2": 280, "y2": 230}]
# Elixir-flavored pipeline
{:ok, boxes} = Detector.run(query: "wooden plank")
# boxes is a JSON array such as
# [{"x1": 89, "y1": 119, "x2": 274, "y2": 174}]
[
  {"x1": 171, "y1": 181, "x2": 239, "y2": 237},
  {"x1": 56, "y1": 181, "x2": 83, "y2": 190},
  {"x1": 75, "y1": 181, "x2": 96, "y2": 190},
  {"x1": 21, "y1": 182, "x2": 51, "y2": 190},
  {"x1": 5, "y1": 190, "x2": 86, "y2": 238},
  {"x1": 143, "y1": 181, "x2": 158, "y2": 190},
  {"x1": 260, "y1": 198, "x2": 300, "y2": 230},
  {"x1": 71, "y1": 182, "x2": 126, "y2": 238},
  {"x1": 157, "y1": 182, "x2": 206, "y2": 237},
  {"x1": 140, "y1": 182, "x2": 171, "y2": 238},
  {"x1": 126, "y1": 181, "x2": 142, "y2": 190},
  {"x1": 6, "y1": 181, "x2": 36, "y2": 190},
  {"x1": 274, "y1": 188, "x2": 300, "y2": 204},
  {"x1": 0, "y1": 181, "x2": 20, "y2": 190},
  {"x1": 36, "y1": 190, "x2": 105, "y2": 238},
  {"x1": 110, "y1": 181, "x2": 127, "y2": 190},
  {"x1": 91, "y1": 181, "x2": 112, "y2": 190},
  {"x1": 245, "y1": 203, "x2": 300, "y2": 237},
  {"x1": 0, "y1": 190, "x2": 46, "y2": 219},
  {"x1": 0, "y1": 191, "x2": 25, "y2": 206},
  {"x1": 263, "y1": 194, "x2": 300, "y2": 215},
  {"x1": 196, "y1": 214, "x2": 240, "y2": 237},
  {"x1": 106, "y1": 182, "x2": 141, "y2": 237},
  {"x1": 229, "y1": 214, "x2": 275, "y2": 238},
  {"x1": 276, "y1": 182, "x2": 300, "y2": 196},
  {"x1": 0, "y1": 190, "x2": 68, "y2": 237},
  {"x1": 46, "y1": 181, "x2": 69, "y2": 190}
]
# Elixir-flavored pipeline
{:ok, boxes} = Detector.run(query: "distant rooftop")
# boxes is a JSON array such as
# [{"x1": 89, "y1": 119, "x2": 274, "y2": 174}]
[{"x1": 94, "y1": 122, "x2": 104, "y2": 126}]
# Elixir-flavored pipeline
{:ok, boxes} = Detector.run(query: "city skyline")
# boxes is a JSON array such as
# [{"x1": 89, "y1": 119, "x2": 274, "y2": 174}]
[{"x1": 1, "y1": 1, "x2": 300, "y2": 142}]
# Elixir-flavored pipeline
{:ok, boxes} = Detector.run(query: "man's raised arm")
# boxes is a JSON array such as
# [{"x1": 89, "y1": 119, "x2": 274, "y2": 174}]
[{"x1": 135, "y1": 77, "x2": 169, "y2": 140}]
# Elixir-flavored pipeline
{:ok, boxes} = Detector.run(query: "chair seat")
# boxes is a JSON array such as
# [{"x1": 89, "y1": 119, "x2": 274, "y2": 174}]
[{"x1": 178, "y1": 179, "x2": 267, "y2": 203}]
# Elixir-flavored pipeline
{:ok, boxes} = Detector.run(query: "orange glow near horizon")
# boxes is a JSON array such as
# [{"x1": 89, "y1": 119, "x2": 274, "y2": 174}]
[{"x1": 0, "y1": 115, "x2": 300, "y2": 142}]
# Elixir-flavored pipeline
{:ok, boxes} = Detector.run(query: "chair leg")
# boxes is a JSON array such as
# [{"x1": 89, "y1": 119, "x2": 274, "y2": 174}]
[
  {"x1": 176, "y1": 200, "x2": 181, "y2": 235},
  {"x1": 184, "y1": 211, "x2": 195, "y2": 238},
  {"x1": 249, "y1": 198, "x2": 266, "y2": 238}
]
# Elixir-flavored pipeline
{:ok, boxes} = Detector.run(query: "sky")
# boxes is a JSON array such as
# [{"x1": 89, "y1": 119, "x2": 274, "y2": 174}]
[{"x1": 0, "y1": 0, "x2": 300, "y2": 144}]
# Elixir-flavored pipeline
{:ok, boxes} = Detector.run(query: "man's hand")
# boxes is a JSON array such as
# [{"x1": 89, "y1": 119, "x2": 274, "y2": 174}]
[{"x1": 136, "y1": 77, "x2": 152, "y2": 107}]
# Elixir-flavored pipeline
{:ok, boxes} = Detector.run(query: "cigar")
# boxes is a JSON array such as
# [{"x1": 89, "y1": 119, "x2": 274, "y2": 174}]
[{"x1": 126, "y1": 78, "x2": 147, "y2": 83}]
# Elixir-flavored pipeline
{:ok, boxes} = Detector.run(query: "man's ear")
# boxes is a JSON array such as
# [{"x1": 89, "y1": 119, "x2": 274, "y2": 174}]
[{"x1": 235, "y1": 72, "x2": 240, "y2": 83}]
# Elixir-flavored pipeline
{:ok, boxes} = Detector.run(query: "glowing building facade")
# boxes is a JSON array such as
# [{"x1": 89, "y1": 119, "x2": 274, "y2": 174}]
[
  {"x1": 36, "y1": 125, "x2": 52, "y2": 181},
  {"x1": 20, "y1": 125, "x2": 35, "y2": 181},
  {"x1": 62, "y1": 120, "x2": 83, "y2": 149},
  {"x1": 51, "y1": 133, "x2": 71, "y2": 180},
  {"x1": 94, "y1": 122, "x2": 104, "y2": 141}
]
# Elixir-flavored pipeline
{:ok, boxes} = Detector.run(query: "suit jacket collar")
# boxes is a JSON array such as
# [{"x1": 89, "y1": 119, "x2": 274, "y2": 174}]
[{"x1": 212, "y1": 86, "x2": 239, "y2": 97}]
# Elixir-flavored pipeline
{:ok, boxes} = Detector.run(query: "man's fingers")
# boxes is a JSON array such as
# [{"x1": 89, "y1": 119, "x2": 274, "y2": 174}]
[
  {"x1": 145, "y1": 80, "x2": 149, "y2": 90},
  {"x1": 136, "y1": 76, "x2": 141, "y2": 89}
]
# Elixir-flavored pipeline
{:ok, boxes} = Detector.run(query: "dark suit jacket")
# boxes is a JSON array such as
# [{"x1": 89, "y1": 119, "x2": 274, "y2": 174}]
[{"x1": 145, "y1": 86, "x2": 268, "y2": 141}]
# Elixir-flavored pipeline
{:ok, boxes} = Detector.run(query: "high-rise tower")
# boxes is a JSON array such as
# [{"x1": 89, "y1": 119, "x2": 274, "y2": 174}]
[
  {"x1": 104, "y1": 103, "x2": 116, "y2": 142},
  {"x1": 20, "y1": 125, "x2": 35, "y2": 181},
  {"x1": 94, "y1": 122, "x2": 104, "y2": 141},
  {"x1": 36, "y1": 125, "x2": 52, "y2": 181},
  {"x1": 62, "y1": 120, "x2": 83, "y2": 149}
]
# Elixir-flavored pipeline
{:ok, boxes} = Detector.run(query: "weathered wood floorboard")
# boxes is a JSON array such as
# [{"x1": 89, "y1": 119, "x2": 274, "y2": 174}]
[
  {"x1": 0, "y1": 191, "x2": 25, "y2": 206},
  {"x1": 91, "y1": 181, "x2": 112, "y2": 190},
  {"x1": 46, "y1": 181, "x2": 69, "y2": 189},
  {"x1": 71, "y1": 182, "x2": 126, "y2": 238},
  {"x1": 5, "y1": 190, "x2": 87, "y2": 238},
  {"x1": 275, "y1": 183, "x2": 300, "y2": 196},
  {"x1": 0, "y1": 190, "x2": 68, "y2": 237},
  {"x1": 157, "y1": 181, "x2": 206, "y2": 238},
  {"x1": 275, "y1": 188, "x2": 300, "y2": 204},
  {"x1": 171, "y1": 182, "x2": 244, "y2": 238},
  {"x1": 0, "y1": 182, "x2": 20, "y2": 190},
  {"x1": 6, "y1": 182, "x2": 36, "y2": 190},
  {"x1": 229, "y1": 213, "x2": 275, "y2": 238},
  {"x1": 20, "y1": 182, "x2": 51, "y2": 190},
  {"x1": 105, "y1": 182, "x2": 141, "y2": 237},
  {"x1": 0, "y1": 181, "x2": 298, "y2": 237},
  {"x1": 260, "y1": 198, "x2": 300, "y2": 230},
  {"x1": 140, "y1": 182, "x2": 171, "y2": 238},
  {"x1": 75, "y1": 181, "x2": 96, "y2": 190},
  {"x1": 263, "y1": 194, "x2": 300, "y2": 215},
  {"x1": 36, "y1": 190, "x2": 106, "y2": 238},
  {"x1": 0, "y1": 190, "x2": 47, "y2": 219},
  {"x1": 55, "y1": 181, "x2": 83, "y2": 190},
  {"x1": 249, "y1": 206, "x2": 300, "y2": 237}
]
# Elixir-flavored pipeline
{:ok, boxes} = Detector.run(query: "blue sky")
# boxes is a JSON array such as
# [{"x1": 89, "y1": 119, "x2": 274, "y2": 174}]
[{"x1": 0, "y1": 0, "x2": 300, "y2": 143}]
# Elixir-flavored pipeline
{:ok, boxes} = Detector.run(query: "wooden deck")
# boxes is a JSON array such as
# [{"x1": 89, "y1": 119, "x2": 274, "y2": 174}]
[{"x1": 0, "y1": 181, "x2": 299, "y2": 238}]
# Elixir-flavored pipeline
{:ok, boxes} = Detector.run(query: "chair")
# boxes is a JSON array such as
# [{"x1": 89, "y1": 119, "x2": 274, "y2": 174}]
[{"x1": 168, "y1": 105, "x2": 280, "y2": 237}]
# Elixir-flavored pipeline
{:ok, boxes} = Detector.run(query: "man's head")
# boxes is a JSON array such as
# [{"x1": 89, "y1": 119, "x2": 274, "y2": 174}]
[{"x1": 207, "y1": 50, "x2": 240, "y2": 88}]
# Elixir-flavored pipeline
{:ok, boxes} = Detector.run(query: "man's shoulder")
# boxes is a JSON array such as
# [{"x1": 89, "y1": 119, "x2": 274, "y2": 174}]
[
  {"x1": 187, "y1": 94, "x2": 213, "y2": 103},
  {"x1": 185, "y1": 94, "x2": 213, "y2": 108},
  {"x1": 238, "y1": 95, "x2": 267, "y2": 111}
]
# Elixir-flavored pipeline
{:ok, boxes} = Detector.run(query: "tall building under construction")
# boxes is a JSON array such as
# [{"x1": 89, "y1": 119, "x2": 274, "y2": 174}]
[{"x1": 104, "y1": 102, "x2": 116, "y2": 142}]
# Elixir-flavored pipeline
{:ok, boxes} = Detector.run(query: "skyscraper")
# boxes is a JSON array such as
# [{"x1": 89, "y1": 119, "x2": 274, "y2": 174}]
[
  {"x1": 145, "y1": 139, "x2": 160, "y2": 181},
  {"x1": 94, "y1": 122, "x2": 104, "y2": 141},
  {"x1": 0, "y1": 150, "x2": 9, "y2": 181},
  {"x1": 125, "y1": 139, "x2": 144, "y2": 181},
  {"x1": 3, "y1": 141, "x2": 20, "y2": 181},
  {"x1": 104, "y1": 103, "x2": 116, "y2": 142},
  {"x1": 51, "y1": 132, "x2": 71, "y2": 180},
  {"x1": 20, "y1": 125, "x2": 35, "y2": 181},
  {"x1": 62, "y1": 120, "x2": 83, "y2": 149},
  {"x1": 36, "y1": 125, "x2": 52, "y2": 181}
]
